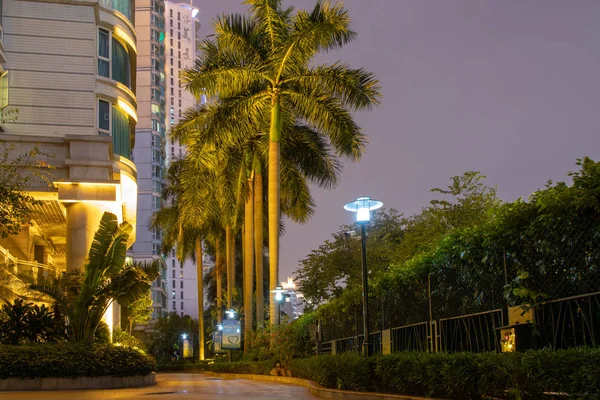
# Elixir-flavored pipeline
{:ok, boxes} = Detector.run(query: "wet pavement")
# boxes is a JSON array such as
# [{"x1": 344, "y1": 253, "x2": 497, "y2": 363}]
[{"x1": 0, "y1": 373, "x2": 321, "y2": 399}]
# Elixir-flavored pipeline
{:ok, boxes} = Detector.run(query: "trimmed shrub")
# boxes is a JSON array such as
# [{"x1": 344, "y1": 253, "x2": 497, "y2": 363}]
[
  {"x1": 171, "y1": 349, "x2": 600, "y2": 399},
  {"x1": 0, "y1": 343, "x2": 157, "y2": 379}
]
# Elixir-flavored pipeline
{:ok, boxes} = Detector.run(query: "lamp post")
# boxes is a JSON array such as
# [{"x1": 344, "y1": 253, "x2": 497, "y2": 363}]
[
  {"x1": 344, "y1": 196, "x2": 383, "y2": 357},
  {"x1": 271, "y1": 286, "x2": 285, "y2": 325}
]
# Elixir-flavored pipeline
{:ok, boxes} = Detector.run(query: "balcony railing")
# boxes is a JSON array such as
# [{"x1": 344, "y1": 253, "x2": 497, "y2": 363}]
[{"x1": 0, "y1": 246, "x2": 58, "y2": 285}]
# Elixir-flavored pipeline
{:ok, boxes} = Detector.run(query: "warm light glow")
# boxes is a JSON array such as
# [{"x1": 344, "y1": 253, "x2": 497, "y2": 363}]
[
  {"x1": 117, "y1": 97, "x2": 138, "y2": 123},
  {"x1": 281, "y1": 277, "x2": 296, "y2": 290},
  {"x1": 113, "y1": 26, "x2": 137, "y2": 53}
]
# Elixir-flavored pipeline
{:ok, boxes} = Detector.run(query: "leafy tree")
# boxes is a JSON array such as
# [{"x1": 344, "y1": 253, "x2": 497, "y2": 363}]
[
  {"x1": 148, "y1": 312, "x2": 199, "y2": 363},
  {"x1": 0, "y1": 140, "x2": 53, "y2": 238},
  {"x1": 31, "y1": 212, "x2": 159, "y2": 343},
  {"x1": 182, "y1": 0, "x2": 381, "y2": 325},
  {"x1": 125, "y1": 291, "x2": 153, "y2": 334}
]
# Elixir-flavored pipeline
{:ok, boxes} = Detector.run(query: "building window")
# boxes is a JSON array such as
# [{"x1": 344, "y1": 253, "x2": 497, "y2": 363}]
[
  {"x1": 172, "y1": 301, "x2": 176, "y2": 309},
  {"x1": 180, "y1": 291, "x2": 183, "y2": 299},
  {"x1": 98, "y1": 99, "x2": 110, "y2": 135},
  {"x1": 180, "y1": 259, "x2": 183, "y2": 268},
  {"x1": 180, "y1": 312, "x2": 184, "y2": 316},
  {"x1": 98, "y1": 29, "x2": 132, "y2": 89},
  {"x1": 170, "y1": 9, "x2": 173, "y2": 17},
  {"x1": 180, "y1": 271, "x2": 183, "y2": 278},
  {"x1": 0, "y1": 71, "x2": 8, "y2": 108},
  {"x1": 177, "y1": 12, "x2": 180, "y2": 20},
  {"x1": 178, "y1": 60, "x2": 181, "y2": 68},
  {"x1": 172, "y1": 280, "x2": 175, "y2": 288},
  {"x1": 172, "y1": 270, "x2": 175, "y2": 279},
  {"x1": 172, "y1": 249, "x2": 175, "y2": 257},
  {"x1": 98, "y1": 29, "x2": 110, "y2": 78},
  {"x1": 180, "y1": 281, "x2": 183, "y2": 289},
  {"x1": 172, "y1": 259, "x2": 175, "y2": 268}
]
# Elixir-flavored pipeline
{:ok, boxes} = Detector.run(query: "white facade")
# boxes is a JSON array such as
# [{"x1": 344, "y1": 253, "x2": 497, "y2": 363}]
[{"x1": 164, "y1": 1, "x2": 204, "y2": 319}]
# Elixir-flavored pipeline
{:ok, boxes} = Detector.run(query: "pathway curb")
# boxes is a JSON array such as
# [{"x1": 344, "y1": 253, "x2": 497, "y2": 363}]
[
  {"x1": 200, "y1": 371, "x2": 440, "y2": 400},
  {"x1": 0, "y1": 372, "x2": 156, "y2": 391}
]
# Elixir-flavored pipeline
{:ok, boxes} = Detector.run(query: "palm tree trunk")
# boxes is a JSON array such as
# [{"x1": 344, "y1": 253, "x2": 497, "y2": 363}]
[
  {"x1": 231, "y1": 229, "x2": 236, "y2": 307},
  {"x1": 226, "y1": 224, "x2": 233, "y2": 310},
  {"x1": 195, "y1": 237, "x2": 205, "y2": 360},
  {"x1": 216, "y1": 238, "x2": 223, "y2": 324},
  {"x1": 268, "y1": 98, "x2": 281, "y2": 326},
  {"x1": 254, "y1": 162, "x2": 264, "y2": 328},
  {"x1": 243, "y1": 177, "x2": 255, "y2": 354}
]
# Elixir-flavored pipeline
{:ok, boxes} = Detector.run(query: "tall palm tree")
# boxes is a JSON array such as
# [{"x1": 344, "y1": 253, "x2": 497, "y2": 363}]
[
  {"x1": 182, "y1": 0, "x2": 380, "y2": 324},
  {"x1": 32, "y1": 212, "x2": 159, "y2": 343},
  {"x1": 153, "y1": 158, "x2": 220, "y2": 360}
]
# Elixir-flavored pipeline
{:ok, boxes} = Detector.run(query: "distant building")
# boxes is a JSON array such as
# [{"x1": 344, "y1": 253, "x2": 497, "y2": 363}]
[
  {"x1": 133, "y1": 0, "x2": 169, "y2": 320},
  {"x1": 281, "y1": 277, "x2": 305, "y2": 321},
  {"x1": 163, "y1": 1, "x2": 205, "y2": 319}
]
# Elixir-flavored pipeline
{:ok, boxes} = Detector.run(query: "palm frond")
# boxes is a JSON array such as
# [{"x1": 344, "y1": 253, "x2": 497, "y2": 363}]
[{"x1": 283, "y1": 91, "x2": 367, "y2": 160}]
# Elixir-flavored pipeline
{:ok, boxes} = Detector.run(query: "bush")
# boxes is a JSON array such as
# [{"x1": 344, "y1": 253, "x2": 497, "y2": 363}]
[
  {"x1": 0, "y1": 343, "x2": 157, "y2": 379},
  {"x1": 180, "y1": 349, "x2": 600, "y2": 399}
]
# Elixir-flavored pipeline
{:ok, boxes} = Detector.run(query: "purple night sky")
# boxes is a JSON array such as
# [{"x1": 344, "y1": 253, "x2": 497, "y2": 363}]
[{"x1": 188, "y1": 0, "x2": 600, "y2": 280}]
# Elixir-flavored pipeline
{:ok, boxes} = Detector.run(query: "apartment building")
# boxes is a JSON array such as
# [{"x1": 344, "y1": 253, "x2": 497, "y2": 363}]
[
  {"x1": 0, "y1": 0, "x2": 139, "y2": 330},
  {"x1": 163, "y1": 1, "x2": 207, "y2": 319},
  {"x1": 133, "y1": 0, "x2": 169, "y2": 320}
]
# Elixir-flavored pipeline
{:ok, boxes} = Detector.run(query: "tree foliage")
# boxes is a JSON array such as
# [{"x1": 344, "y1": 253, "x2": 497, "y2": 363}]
[
  {"x1": 0, "y1": 140, "x2": 54, "y2": 238},
  {"x1": 298, "y1": 159, "x2": 600, "y2": 338}
]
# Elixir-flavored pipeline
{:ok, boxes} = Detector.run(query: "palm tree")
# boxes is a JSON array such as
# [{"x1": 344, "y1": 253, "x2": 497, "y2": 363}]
[
  {"x1": 32, "y1": 212, "x2": 159, "y2": 343},
  {"x1": 153, "y1": 158, "x2": 220, "y2": 360},
  {"x1": 182, "y1": 0, "x2": 381, "y2": 324}
]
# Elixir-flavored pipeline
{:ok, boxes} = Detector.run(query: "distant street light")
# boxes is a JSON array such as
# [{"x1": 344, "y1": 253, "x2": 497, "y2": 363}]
[
  {"x1": 225, "y1": 308, "x2": 237, "y2": 319},
  {"x1": 344, "y1": 196, "x2": 383, "y2": 357},
  {"x1": 181, "y1": 333, "x2": 188, "y2": 340},
  {"x1": 271, "y1": 286, "x2": 285, "y2": 325}
]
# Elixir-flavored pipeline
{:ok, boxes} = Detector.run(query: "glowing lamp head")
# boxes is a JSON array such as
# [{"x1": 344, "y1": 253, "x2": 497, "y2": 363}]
[
  {"x1": 272, "y1": 286, "x2": 284, "y2": 302},
  {"x1": 181, "y1": 333, "x2": 188, "y2": 340},
  {"x1": 344, "y1": 197, "x2": 383, "y2": 223},
  {"x1": 225, "y1": 309, "x2": 236, "y2": 319},
  {"x1": 217, "y1": 324, "x2": 223, "y2": 331}
]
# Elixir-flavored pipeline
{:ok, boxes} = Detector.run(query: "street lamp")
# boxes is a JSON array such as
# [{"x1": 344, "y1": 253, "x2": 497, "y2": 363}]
[
  {"x1": 181, "y1": 333, "x2": 188, "y2": 340},
  {"x1": 344, "y1": 196, "x2": 383, "y2": 357},
  {"x1": 271, "y1": 286, "x2": 285, "y2": 325},
  {"x1": 225, "y1": 308, "x2": 237, "y2": 319}
]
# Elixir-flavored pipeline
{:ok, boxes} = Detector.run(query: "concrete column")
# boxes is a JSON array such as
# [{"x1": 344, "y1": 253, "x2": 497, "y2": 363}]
[{"x1": 65, "y1": 202, "x2": 111, "y2": 272}]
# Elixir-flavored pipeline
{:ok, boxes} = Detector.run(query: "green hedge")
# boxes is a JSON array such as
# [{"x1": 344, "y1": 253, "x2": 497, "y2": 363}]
[
  {"x1": 0, "y1": 343, "x2": 157, "y2": 379},
  {"x1": 163, "y1": 349, "x2": 600, "y2": 399},
  {"x1": 289, "y1": 349, "x2": 600, "y2": 399}
]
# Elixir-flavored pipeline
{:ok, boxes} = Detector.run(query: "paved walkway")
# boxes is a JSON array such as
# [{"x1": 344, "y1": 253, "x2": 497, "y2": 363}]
[{"x1": 0, "y1": 373, "x2": 321, "y2": 400}]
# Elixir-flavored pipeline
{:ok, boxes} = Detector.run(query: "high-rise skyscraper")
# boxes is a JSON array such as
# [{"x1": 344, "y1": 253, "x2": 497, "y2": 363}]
[
  {"x1": 163, "y1": 1, "x2": 208, "y2": 319},
  {"x1": 0, "y1": 0, "x2": 139, "y2": 331},
  {"x1": 133, "y1": 0, "x2": 169, "y2": 320}
]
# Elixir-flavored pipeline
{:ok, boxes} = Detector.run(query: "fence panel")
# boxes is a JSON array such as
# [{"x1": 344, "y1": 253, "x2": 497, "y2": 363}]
[
  {"x1": 439, "y1": 309, "x2": 503, "y2": 353},
  {"x1": 536, "y1": 292, "x2": 600, "y2": 349},
  {"x1": 391, "y1": 321, "x2": 429, "y2": 353}
]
